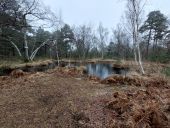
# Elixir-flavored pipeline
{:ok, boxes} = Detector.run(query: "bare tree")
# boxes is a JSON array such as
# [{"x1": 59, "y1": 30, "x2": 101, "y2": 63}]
[
  {"x1": 18, "y1": 0, "x2": 56, "y2": 61},
  {"x1": 125, "y1": 0, "x2": 145, "y2": 74},
  {"x1": 1, "y1": 0, "x2": 59, "y2": 61},
  {"x1": 97, "y1": 23, "x2": 109, "y2": 59},
  {"x1": 74, "y1": 24, "x2": 94, "y2": 60},
  {"x1": 113, "y1": 24, "x2": 130, "y2": 59}
]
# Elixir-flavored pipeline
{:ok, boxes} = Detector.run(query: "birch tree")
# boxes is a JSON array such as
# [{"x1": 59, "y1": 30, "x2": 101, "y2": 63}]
[
  {"x1": 97, "y1": 23, "x2": 109, "y2": 59},
  {"x1": 125, "y1": 0, "x2": 145, "y2": 74},
  {"x1": 18, "y1": 0, "x2": 54, "y2": 61},
  {"x1": 0, "y1": 0, "x2": 59, "y2": 61}
]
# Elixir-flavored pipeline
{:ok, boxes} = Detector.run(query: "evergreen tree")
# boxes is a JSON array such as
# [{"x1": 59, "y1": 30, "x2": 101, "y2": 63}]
[
  {"x1": 53, "y1": 24, "x2": 74, "y2": 58},
  {"x1": 140, "y1": 11, "x2": 168, "y2": 57}
]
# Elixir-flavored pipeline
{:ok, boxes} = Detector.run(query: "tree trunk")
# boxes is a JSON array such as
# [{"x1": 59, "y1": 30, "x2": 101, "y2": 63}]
[
  {"x1": 68, "y1": 52, "x2": 71, "y2": 67},
  {"x1": 56, "y1": 51, "x2": 60, "y2": 66},
  {"x1": 137, "y1": 44, "x2": 145, "y2": 74},
  {"x1": 3, "y1": 37, "x2": 22, "y2": 57},
  {"x1": 136, "y1": 24, "x2": 145, "y2": 74},
  {"x1": 30, "y1": 40, "x2": 49, "y2": 61},
  {"x1": 9, "y1": 40, "x2": 22, "y2": 57},
  {"x1": 127, "y1": 0, "x2": 145, "y2": 74},
  {"x1": 134, "y1": 46, "x2": 138, "y2": 65},
  {"x1": 155, "y1": 39, "x2": 158, "y2": 52},
  {"x1": 83, "y1": 49, "x2": 86, "y2": 61},
  {"x1": 54, "y1": 40, "x2": 60, "y2": 66},
  {"x1": 146, "y1": 29, "x2": 152, "y2": 59},
  {"x1": 167, "y1": 42, "x2": 170, "y2": 54},
  {"x1": 133, "y1": 31, "x2": 138, "y2": 65},
  {"x1": 24, "y1": 31, "x2": 29, "y2": 61},
  {"x1": 45, "y1": 44, "x2": 47, "y2": 56},
  {"x1": 101, "y1": 50, "x2": 104, "y2": 59},
  {"x1": 21, "y1": 16, "x2": 30, "y2": 61}
]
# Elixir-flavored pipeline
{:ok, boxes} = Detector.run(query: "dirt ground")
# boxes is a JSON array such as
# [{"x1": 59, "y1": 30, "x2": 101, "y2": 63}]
[{"x1": 0, "y1": 68, "x2": 169, "y2": 128}]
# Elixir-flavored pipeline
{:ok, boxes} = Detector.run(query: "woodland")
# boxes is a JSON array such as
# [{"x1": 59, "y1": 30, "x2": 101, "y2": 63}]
[{"x1": 0, "y1": 0, "x2": 170, "y2": 127}]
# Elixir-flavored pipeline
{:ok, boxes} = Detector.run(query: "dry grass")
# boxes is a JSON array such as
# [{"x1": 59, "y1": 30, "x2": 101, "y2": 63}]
[{"x1": 0, "y1": 59, "x2": 54, "y2": 69}]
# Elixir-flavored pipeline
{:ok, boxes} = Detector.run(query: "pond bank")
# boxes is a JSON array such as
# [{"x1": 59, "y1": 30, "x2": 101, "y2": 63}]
[
  {"x1": 0, "y1": 59, "x2": 130, "y2": 76},
  {"x1": 0, "y1": 59, "x2": 169, "y2": 77}
]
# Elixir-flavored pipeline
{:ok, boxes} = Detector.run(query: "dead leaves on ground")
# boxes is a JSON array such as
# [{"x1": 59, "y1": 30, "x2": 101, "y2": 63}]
[
  {"x1": 105, "y1": 87, "x2": 169, "y2": 128},
  {"x1": 101, "y1": 74, "x2": 168, "y2": 88},
  {"x1": 54, "y1": 66, "x2": 87, "y2": 77}
]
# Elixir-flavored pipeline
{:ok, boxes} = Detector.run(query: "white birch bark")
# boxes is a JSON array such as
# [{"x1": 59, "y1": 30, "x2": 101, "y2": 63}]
[
  {"x1": 30, "y1": 40, "x2": 49, "y2": 61},
  {"x1": 22, "y1": 23, "x2": 30, "y2": 61},
  {"x1": 55, "y1": 40, "x2": 60, "y2": 67},
  {"x1": 131, "y1": 0, "x2": 145, "y2": 74},
  {"x1": 9, "y1": 40, "x2": 22, "y2": 57}
]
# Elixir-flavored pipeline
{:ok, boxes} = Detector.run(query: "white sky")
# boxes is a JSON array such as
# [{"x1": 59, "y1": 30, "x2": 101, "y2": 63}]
[{"x1": 42, "y1": 0, "x2": 170, "y2": 30}]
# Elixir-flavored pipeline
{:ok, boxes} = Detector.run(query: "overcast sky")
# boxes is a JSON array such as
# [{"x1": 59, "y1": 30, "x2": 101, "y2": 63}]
[{"x1": 43, "y1": 0, "x2": 170, "y2": 29}]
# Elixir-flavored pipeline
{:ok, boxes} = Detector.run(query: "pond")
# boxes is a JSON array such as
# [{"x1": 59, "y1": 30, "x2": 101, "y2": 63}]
[{"x1": 86, "y1": 63, "x2": 128, "y2": 79}]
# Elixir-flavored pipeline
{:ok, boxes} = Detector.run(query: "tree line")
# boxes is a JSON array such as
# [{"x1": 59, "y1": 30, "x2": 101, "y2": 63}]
[{"x1": 0, "y1": 0, "x2": 170, "y2": 65}]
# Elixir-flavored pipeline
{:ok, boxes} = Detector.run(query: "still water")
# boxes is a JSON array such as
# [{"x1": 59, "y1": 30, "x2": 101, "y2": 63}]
[{"x1": 86, "y1": 63, "x2": 127, "y2": 79}]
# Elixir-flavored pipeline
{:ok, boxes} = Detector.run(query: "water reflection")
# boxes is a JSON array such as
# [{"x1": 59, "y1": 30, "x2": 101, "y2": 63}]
[
  {"x1": 86, "y1": 63, "x2": 127, "y2": 79},
  {"x1": 86, "y1": 63, "x2": 112, "y2": 79}
]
